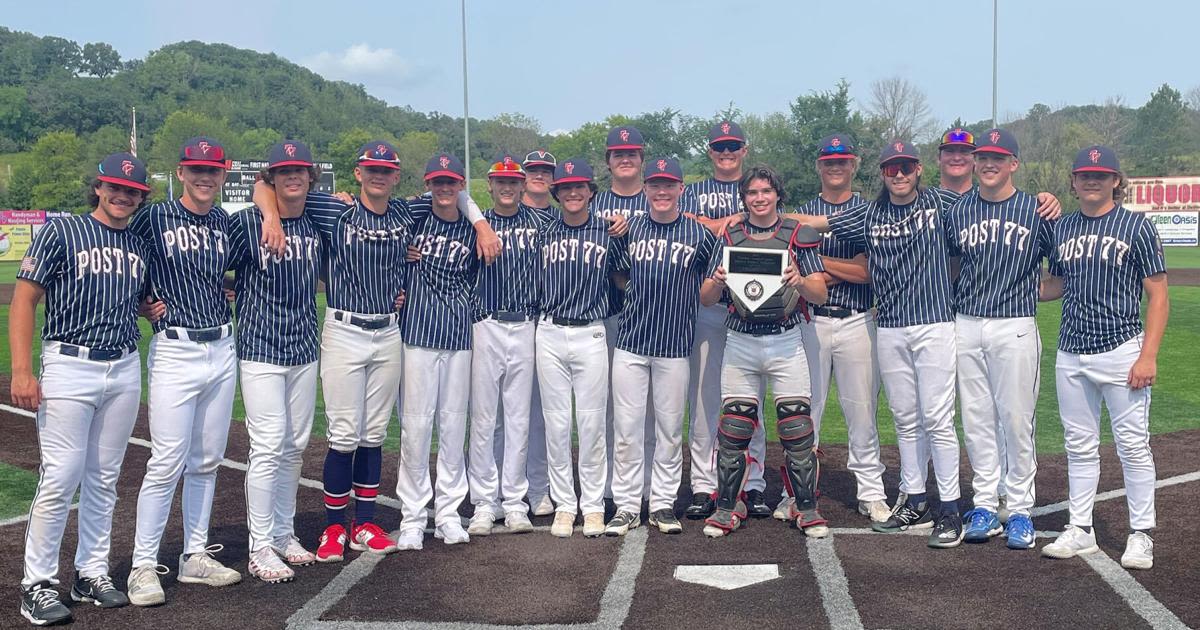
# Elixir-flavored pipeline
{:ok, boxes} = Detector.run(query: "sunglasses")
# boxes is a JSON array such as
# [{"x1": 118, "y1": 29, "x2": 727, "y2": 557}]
[
  {"x1": 184, "y1": 145, "x2": 226, "y2": 161},
  {"x1": 881, "y1": 162, "x2": 918, "y2": 177},
  {"x1": 941, "y1": 129, "x2": 975, "y2": 146},
  {"x1": 489, "y1": 160, "x2": 524, "y2": 175},
  {"x1": 710, "y1": 141, "x2": 744, "y2": 153}
]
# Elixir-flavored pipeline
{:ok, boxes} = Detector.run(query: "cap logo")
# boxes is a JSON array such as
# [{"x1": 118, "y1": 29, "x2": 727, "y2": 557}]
[
  {"x1": 893, "y1": 142, "x2": 905, "y2": 152},
  {"x1": 989, "y1": 131, "x2": 1001, "y2": 144},
  {"x1": 831, "y1": 138, "x2": 842, "y2": 148},
  {"x1": 376, "y1": 144, "x2": 388, "y2": 156},
  {"x1": 619, "y1": 129, "x2": 630, "y2": 142},
  {"x1": 564, "y1": 162, "x2": 575, "y2": 175},
  {"x1": 503, "y1": 156, "x2": 513, "y2": 166},
  {"x1": 1089, "y1": 149, "x2": 1102, "y2": 164},
  {"x1": 440, "y1": 155, "x2": 450, "y2": 169},
  {"x1": 285, "y1": 143, "x2": 297, "y2": 157},
  {"x1": 657, "y1": 159, "x2": 667, "y2": 171},
  {"x1": 198, "y1": 141, "x2": 211, "y2": 155},
  {"x1": 721, "y1": 122, "x2": 731, "y2": 134},
  {"x1": 121, "y1": 160, "x2": 134, "y2": 176},
  {"x1": 536, "y1": 150, "x2": 547, "y2": 158}
]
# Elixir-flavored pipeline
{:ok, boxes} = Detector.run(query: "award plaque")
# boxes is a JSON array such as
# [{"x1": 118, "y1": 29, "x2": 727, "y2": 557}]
[{"x1": 723, "y1": 246, "x2": 787, "y2": 314}]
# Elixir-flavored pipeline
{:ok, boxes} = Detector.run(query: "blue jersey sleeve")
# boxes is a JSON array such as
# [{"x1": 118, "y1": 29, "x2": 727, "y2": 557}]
[
  {"x1": 792, "y1": 242, "x2": 826, "y2": 276},
  {"x1": 17, "y1": 221, "x2": 66, "y2": 287},
  {"x1": 827, "y1": 202, "x2": 868, "y2": 248}
]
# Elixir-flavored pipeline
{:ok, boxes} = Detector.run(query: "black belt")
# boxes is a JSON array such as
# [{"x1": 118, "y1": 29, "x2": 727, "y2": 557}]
[
  {"x1": 164, "y1": 323, "x2": 233, "y2": 342},
  {"x1": 334, "y1": 310, "x2": 395, "y2": 330},
  {"x1": 490, "y1": 311, "x2": 534, "y2": 322},
  {"x1": 551, "y1": 316, "x2": 593, "y2": 327},
  {"x1": 811, "y1": 306, "x2": 867, "y2": 319},
  {"x1": 749, "y1": 322, "x2": 798, "y2": 337},
  {"x1": 58, "y1": 344, "x2": 133, "y2": 362}
]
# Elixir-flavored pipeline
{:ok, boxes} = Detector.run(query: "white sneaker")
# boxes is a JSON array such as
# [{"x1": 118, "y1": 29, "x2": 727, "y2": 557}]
[
  {"x1": 772, "y1": 497, "x2": 795, "y2": 521},
  {"x1": 1120, "y1": 532, "x2": 1154, "y2": 570},
  {"x1": 127, "y1": 565, "x2": 168, "y2": 607},
  {"x1": 858, "y1": 500, "x2": 893, "y2": 524},
  {"x1": 467, "y1": 511, "x2": 495, "y2": 536},
  {"x1": 178, "y1": 544, "x2": 242, "y2": 586},
  {"x1": 531, "y1": 495, "x2": 555, "y2": 517},
  {"x1": 396, "y1": 527, "x2": 424, "y2": 551},
  {"x1": 1042, "y1": 525, "x2": 1100, "y2": 559},
  {"x1": 504, "y1": 511, "x2": 533, "y2": 533},
  {"x1": 272, "y1": 536, "x2": 316, "y2": 566},
  {"x1": 550, "y1": 512, "x2": 574, "y2": 538},
  {"x1": 434, "y1": 520, "x2": 470, "y2": 545},
  {"x1": 248, "y1": 547, "x2": 295, "y2": 584},
  {"x1": 582, "y1": 512, "x2": 605, "y2": 538}
]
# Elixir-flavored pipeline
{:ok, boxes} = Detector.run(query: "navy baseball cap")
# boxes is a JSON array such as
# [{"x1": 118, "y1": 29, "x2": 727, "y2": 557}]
[
  {"x1": 487, "y1": 152, "x2": 525, "y2": 179},
  {"x1": 817, "y1": 133, "x2": 857, "y2": 160},
  {"x1": 179, "y1": 136, "x2": 229, "y2": 168},
  {"x1": 268, "y1": 140, "x2": 314, "y2": 169},
  {"x1": 424, "y1": 153, "x2": 465, "y2": 181},
  {"x1": 523, "y1": 149, "x2": 557, "y2": 169},
  {"x1": 553, "y1": 158, "x2": 595, "y2": 185},
  {"x1": 708, "y1": 120, "x2": 746, "y2": 144},
  {"x1": 97, "y1": 152, "x2": 150, "y2": 192},
  {"x1": 939, "y1": 128, "x2": 976, "y2": 149},
  {"x1": 644, "y1": 157, "x2": 684, "y2": 183},
  {"x1": 879, "y1": 140, "x2": 920, "y2": 165},
  {"x1": 606, "y1": 126, "x2": 645, "y2": 151},
  {"x1": 357, "y1": 141, "x2": 401, "y2": 169},
  {"x1": 1072, "y1": 145, "x2": 1121, "y2": 174},
  {"x1": 974, "y1": 128, "x2": 1019, "y2": 158}
]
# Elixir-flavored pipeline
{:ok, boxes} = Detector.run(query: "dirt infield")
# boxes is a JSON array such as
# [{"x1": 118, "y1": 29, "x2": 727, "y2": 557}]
[{"x1": 0, "y1": 396, "x2": 1197, "y2": 629}]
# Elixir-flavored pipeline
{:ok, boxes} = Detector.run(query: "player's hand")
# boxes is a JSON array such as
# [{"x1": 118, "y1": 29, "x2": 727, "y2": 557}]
[
  {"x1": 604, "y1": 214, "x2": 629, "y2": 237},
  {"x1": 406, "y1": 245, "x2": 422, "y2": 262},
  {"x1": 822, "y1": 271, "x2": 842, "y2": 287},
  {"x1": 334, "y1": 191, "x2": 355, "y2": 206},
  {"x1": 475, "y1": 222, "x2": 502, "y2": 265},
  {"x1": 1035, "y1": 192, "x2": 1062, "y2": 220},
  {"x1": 394, "y1": 290, "x2": 406, "y2": 311},
  {"x1": 261, "y1": 217, "x2": 287, "y2": 257},
  {"x1": 782, "y1": 262, "x2": 802, "y2": 288},
  {"x1": 711, "y1": 266, "x2": 727, "y2": 286},
  {"x1": 10, "y1": 371, "x2": 41, "y2": 410},
  {"x1": 721, "y1": 213, "x2": 744, "y2": 236},
  {"x1": 224, "y1": 288, "x2": 236, "y2": 302},
  {"x1": 1128, "y1": 356, "x2": 1157, "y2": 389},
  {"x1": 138, "y1": 297, "x2": 166, "y2": 322}
]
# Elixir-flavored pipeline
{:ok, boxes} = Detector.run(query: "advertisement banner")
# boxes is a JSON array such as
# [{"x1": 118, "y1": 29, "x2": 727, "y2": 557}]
[
  {"x1": 1144, "y1": 212, "x2": 1199, "y2": 246},
  {"x1": 0, "y1": 224, "x2": 34, "y2": 261},
  {"x1": 1126, "y1": 177, "x2": 1200, "y2": 213}
]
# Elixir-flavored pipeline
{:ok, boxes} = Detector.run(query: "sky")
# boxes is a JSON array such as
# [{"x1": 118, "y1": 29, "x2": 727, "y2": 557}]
[{"x1": 6, "y1": 0, "x2": 1199, "y2": 134}]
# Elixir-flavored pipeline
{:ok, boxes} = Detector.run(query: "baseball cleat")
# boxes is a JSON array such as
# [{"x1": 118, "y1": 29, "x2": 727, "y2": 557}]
[
  {"x1": 550, "y1": 512, "x2": 575, "y2": 538},
  {"x1": 178, "y1": 544, "x2": 242, "y2": 587},
  {"x1": 126, "y1": 565, "x2": 168, "y2": 607},
  {"x1": 531, "y1": 495, "x2": 555, "y2": 517},
  {"x1": 70, "y1": 573, "x2": 128, "y2": 608},
  {"x1": 962, "y1": 507, "x2": 1003, "y2": 543},
  {"x1": 684, "y1": 492, "x2": 716, "y2": 520},
  {"x1": 1042, "y1": 525, "x2": 1099, "y2": 559},
  {"x1": 649, "y1": 509, "x2": 683, "y2": 534},
  {"x1": 773, "y1": 497, "x2": 795, "y2": 521},
  {"x1": 858, "y1": 500, "x2": 893, "y2": 524},
  {"x1": 703, "y1": 501, "x2": 747, "y2": 538},
  {"x1": 467, "y1": 511, "x2": 495, "y2": 536},
  {"x1": 351, "y1": 522, "x2": 399, "y2": 554},
  {"x1": 582, "y1": 512, "x2": 605, "y2": 538},
  {"x1": 873, "y1": 500, "x2": 932, "y2": 533},
  {"x1": 745, "y1": 489, "x2": 772, "y2": 519},
  {"x1": 1120, "y1": 532, "x2": 1154, "y2": 570},
  {"x1": 505, "y1": 511, "x2": 534, "y2": 534},
  {"x1": 274, "y1": 536, "x2": 316, "y2": 566},
  {"x1": 20, "y1": 582, "x2": 72, "y2": 626},
  {"x1": 604, "y1": 510, "x2": 640, "y2": 537},
  {"x1": 1005, "y1": 514, "x2": 1036, "y2": 550},
  {"x1": 792, "y1": 507, "x2": 830, "y2": 539},
  {"x1": 248, "y1": 547, "x2": 295, "y2": 584},
  {"x1": 928, "y1": 511, "x2": 965, "y2": 549},
  {"x1": 434, "y1": 520, "x2": 470, "y2": 545},
  {"x1": 396, "y1": 527, "x2": 424, "y2": 551},
  {"x1": 316, "y1": 524, "x2": 347, "y2": 562}
]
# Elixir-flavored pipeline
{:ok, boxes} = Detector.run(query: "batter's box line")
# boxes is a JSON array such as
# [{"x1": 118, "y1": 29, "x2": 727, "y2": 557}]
[{"x1": 286, "y1": 527, "x2": 648, "y2": 630}]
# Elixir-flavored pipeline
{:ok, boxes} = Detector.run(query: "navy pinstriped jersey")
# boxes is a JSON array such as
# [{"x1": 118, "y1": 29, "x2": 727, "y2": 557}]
[
  {"x1": 796, "y1": 193, "x2": 872, "y2": 311},
  {"x1": 945, "y1": 189, "x2": 1055, "y2": 318},
  {"x1": 537, "y1": 214, "x2": 621, "y2": 322},
  {"x1": 613, "y1": 214, "x2": 723, "y2": 358},
  {"x1": 129, "y1": 200, "x2": 231, "y2": 332},
  {"x1": 1049, "y1": 205, "x2": 1166, "y2": 354},
  {"x1": 680, "y1": 177, "x2": 743, "y2": 219},
  {"x1": 520, "y1": 201, "x2": 558, "y2": 223},
  {"x1": 402, "y1": 210, "x2": 480, "y2": 351},
  {"x1": 304, "y1": 192, "x2": 412, "y2": 315},
  {"x1": 18, "y1": 215, "x2": 147, "y2": 351},
  {"x1": 227, "y1": 208, "x2": 321, "y2": 365},
  {"x1": 591, "y1": 189, "x2": 648, "y2": 315},
  {"x1": 476, "y1": 206, "x2": 546, "y2": 316},
  {"x1": 723, "y1": 215, "x2": 825, "y2": 335},
  {"x1": 828, "y1": 187, "x2": 961, "y2": 328}
]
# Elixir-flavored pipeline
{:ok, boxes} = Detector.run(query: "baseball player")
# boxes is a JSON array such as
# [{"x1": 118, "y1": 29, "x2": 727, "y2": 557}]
[
  {"x1": 126, "y1": 138, "x2": 242, "y2": 607},
  {"x1": 12, "y1": 153, "x2": 150, "y2": 625},
  {"x1": 604, "y1": 157, "x2": 725, "y2": 536},
  {"x1": 943, "y1": 129, "x2": 1054, "y2": 549},
  {"x1": 227, "y1": 141, "x2": 324, "y2": 582},
  {"x1": 702, "y1": 165, "x2": 829, "y2": 538},
  {"x1": 678, "y1": 121, "x2": 771, "y2": 521},
  {"x1": 783, "y1": 133, "x2": 890, "y2": 525},
  {"x1": 1040, "y1": 145, "x2": 1168, "y2": 570},
  {"x1": 535, "y1": 158, "x2": 623, "y2": 538},
  {"x1": 395, "y1": 153, "x2": 481, "y2": 550}
]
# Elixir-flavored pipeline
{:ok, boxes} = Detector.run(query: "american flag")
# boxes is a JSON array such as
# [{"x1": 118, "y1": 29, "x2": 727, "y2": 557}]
[{"x1": 20, "y1": 256, "x2": 37, "y2": 273}]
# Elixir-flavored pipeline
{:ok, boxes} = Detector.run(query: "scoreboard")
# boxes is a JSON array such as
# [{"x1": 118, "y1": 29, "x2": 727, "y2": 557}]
[{"x1": 222, "y1": 160, "x2": 336, "y2": 212}]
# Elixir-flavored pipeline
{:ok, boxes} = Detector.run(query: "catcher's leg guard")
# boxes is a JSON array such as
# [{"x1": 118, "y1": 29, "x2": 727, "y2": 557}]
[
  {"x1": 777, "y1": 397, "x2": 820, "y2": 512},
  {"x1": 714, "y1": 397, "x2": 758, "y2": 511}
]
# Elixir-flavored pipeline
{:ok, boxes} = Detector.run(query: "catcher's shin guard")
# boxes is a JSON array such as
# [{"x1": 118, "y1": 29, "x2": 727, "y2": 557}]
[
  {"x1": 714, "y1": 397, "x2": 758, "y2": 510},
  {"x1": 776, "y1": 397, "x2": 820, "y2": 511}
]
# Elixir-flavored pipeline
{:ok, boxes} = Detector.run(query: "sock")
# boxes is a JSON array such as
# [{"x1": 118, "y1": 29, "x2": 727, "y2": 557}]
[
  {"x1": 352, "y1": 446, "x2": 383, "y2": 525},
  {"x1": 323, "y1": 449, "x2": 354, "y2": 526},
  {"x1": 1133, "y1": 529, "x2": 1152, "y2": 536},
  {"x1": 905, "y1": 492, "x2": 927, "y2": 509},
  {"x1": 939, "y1": 498, "x2": 959, "y2": 516},
  {"x1": 1078, "y1": 525, "x2": 1092, "y2": 534}
]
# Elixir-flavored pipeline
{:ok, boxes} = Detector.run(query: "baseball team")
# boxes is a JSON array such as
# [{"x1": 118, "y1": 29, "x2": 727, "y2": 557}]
[{"x1": 8, "y1": 120, "x2": 1169, "y2": 627}]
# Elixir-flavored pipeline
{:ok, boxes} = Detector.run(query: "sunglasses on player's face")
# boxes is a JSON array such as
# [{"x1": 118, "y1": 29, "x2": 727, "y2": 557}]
[
  {"x1": 710, "y1": 141, "x2": 744, "y2": 154},
  {"x1": 881, "y1": 162, "x2": 918, "y2": 177}
]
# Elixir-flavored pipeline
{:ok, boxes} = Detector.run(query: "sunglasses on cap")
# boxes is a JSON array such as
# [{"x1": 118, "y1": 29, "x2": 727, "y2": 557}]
[
  {"x1": 489, "y1": 160, "x2": 524, "y2": 174},
  {"x1": 710, "y1": 140, "x2": 744, "y2": 153},
  {"x1": 941, "y1": 129, "x2": 975, "y2": 146},
  {"x1": 184, "y1": 144, "x2": 226, "y2": 161},
  {"x1": 881, "y1": 162, "x2": 918, "y2": 177}
]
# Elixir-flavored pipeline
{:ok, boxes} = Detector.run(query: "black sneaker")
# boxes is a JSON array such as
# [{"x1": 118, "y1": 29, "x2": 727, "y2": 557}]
[
  {"x1": 649, "y1": 509, "x2": 683, "y2": 534},
  {"x1": 873, "y1": 500, "x2": 932, "y2": 532},
  {"x1": 71, "y1": 573, "x2": 129, "y2": 608},
  {"x1": 21, "y1": 582, "x2": 72, "y2": 626},
  {"x1": 928, "y1": 511, "x2": 964, "y2": 549},
  {"x1": 745, "y1": 490, "x2": 771, "y2": 519},
  {"x1": 604, "y1": 510, "x2": 640, "y2": 537},
  {"x1": 684, "y1": 492, "x2": 715, "y2": 520}
]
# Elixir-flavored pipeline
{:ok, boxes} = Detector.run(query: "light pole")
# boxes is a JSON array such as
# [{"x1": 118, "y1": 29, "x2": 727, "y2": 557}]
[
  {"x1": 992, "y1": 0, "x2": 998, "y2": 127},
  {"x1": 461, "y1": 0, "x2": 470, "y2": 184}
]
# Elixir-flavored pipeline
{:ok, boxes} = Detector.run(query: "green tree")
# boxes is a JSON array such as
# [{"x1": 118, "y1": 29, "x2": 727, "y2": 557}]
[
  {"x1": 80, "y1": 42, "x2": 122, "y2": 78},
  {"x1": 1129, "y1": 84, "x2": 1194, "y2": 176},
  {"x1": 150, "y1": 110, "x2": 240, "y2": 175},
  {"x1": 395, "y1": 130, "x2": 439, "y2": 196},
  {"x1": 0, "y1": 86, "x2": 34, "y2": 151},
  {"x1": 240, "y1": 127, "x2": 281, "y2": 161},
  {"x1": 327, "y1": 127, "x2": 401, "y2": 193},
  {"x1": 17, "y1": 131, "x2": 88, "y2": 211}
]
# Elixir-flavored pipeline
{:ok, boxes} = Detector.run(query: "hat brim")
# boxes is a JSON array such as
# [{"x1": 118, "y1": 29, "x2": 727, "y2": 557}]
[
  {"x1": 606, "y1": 144, "x2": 644, "y2": 151},
  {"x1": 939, "y1": 142, "x2": 976, "y2": 149},
  {"x1": 973, "y1": 147, "x2": 1015, "y2": 157},
  {"x1": 818, "y1": 153, "x2": 857, "y2": 161},
  {"x1": 488, "y1": 172, "x2": 526, "y2": 179},
  {"x1": 708, "y1": 136, "x2": 746, "y2": 144},
  {"x1": 97, "y1": 175, "x2": 151, "y2": 192},
  {"x1": 552, "y1": 176, "x2": 592, "y2": 185},
  {"x1": 644, "y1": 173, "x2": 683, "y2": 182},
  {"x1": 179, "y1": 159, "x2": 231, "y2": 169},
  {"x1": 879, "y1": 154, "x2": 921, "y2": 165},
  {"x1": 270, "y1": 160, "x2": 315, "y2": 168},
  {"x1": 357, "y1": 160, "x2": 400, "y2": 170},
  {"x1": 1072, "y1": 166, "x2": 1119, "y2": 174},
  {"x1": 522, "y1": 161, "x2": 556, "y2": 169},
  {"x1": 424, "y1": 170, "x2": 465, "y2": 181}
]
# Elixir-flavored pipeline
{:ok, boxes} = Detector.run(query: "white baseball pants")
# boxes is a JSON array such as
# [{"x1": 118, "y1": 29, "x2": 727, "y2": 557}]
[
  {"x1": 722, "y1": 328, "x2": 811, "y2": 411},
  {"x1": 469, "y1": 318, "x2": 536, "y2": 516},
  {"x1": 1056, "y1": 336, "x2": 1156, "y2": 530},
  {"x1": 611, "y1": 349, "x2": 690, "y2": 514},
  {"x1": 523, "y1": 378, "x2": 550, "y2": 503},
  {"x1": 321, "y1": 312, "x2": 403, "y2": 452},
  {"x1": 23, "y1": 346, "x2": 140, "y2": 588},
  {"x1": 604, "y1": 317, "x2": 654, "y2": 498}
]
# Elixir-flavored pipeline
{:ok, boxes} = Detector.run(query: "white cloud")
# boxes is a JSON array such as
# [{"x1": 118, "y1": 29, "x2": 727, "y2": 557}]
[{"x1": 302, "y1": 43, "x2": 424, "y2": 88}]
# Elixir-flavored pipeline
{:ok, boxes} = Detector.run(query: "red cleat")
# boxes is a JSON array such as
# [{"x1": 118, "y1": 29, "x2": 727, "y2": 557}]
[
  {"x1": 350, "y1": 522, "x2": 399, "y2": 555},
  {"x1": 316, "y1": 524, "x2": 347, "y2": 563}
]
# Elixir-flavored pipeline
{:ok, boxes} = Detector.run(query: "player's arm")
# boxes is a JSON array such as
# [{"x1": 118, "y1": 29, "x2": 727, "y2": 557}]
[
  {"x1": 1034, "y1": 192, "x2": 1062, "y2": 220},
  {"x1": 821, "y1": 253, "x2": 869, "y2": 286},
  {"x1": 9, "y1": 279, "x2": 45, "y2": 409},
  {"x1": 700, "y1": 266, "x2": 726, "y2": 307},
  {"x1": 251, "y1": 179, "x2": 289, "y2": 256},
  {"x1": 458, "y1": 191, "x2": 501, "y2": 264},
  {"x1": 602, "y1": 213, "x2": 629, "y2": 237},
  {"x1": 1129, "y1": 272, "x2": 1169, "y2": 389},
  {"x1": 1038, "y1": 271, "x2": 1064, "y2": 302},
  {"x1": 686, "y1": 213, "x2": 737, "y2": 236}
]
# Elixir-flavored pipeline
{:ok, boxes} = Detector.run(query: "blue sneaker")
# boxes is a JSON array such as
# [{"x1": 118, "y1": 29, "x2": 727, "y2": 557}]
[
  {"x1": 1005, "y1": 514, "x2": 1035, "y2": 549},
  {"x1": 962, "y1": 507, "x2": 1002, "y2": 543}
]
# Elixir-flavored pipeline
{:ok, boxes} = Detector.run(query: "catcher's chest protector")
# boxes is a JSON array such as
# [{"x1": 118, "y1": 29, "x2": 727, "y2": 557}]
[{"x1": 725, "y1": 217, "x2": 803, "y2": 324}]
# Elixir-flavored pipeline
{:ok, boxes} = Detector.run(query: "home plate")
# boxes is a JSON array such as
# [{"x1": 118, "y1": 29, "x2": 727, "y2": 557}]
[{"x1": 673, "y1": 564, "x2": 781, "y2": 590}]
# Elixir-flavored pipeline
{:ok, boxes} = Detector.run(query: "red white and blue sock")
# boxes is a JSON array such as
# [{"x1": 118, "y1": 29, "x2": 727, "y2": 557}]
[
  {"x1": 352, "y1": 446, "x2": 383, "y2": 524},
  {"x1": 323, "y1": 449, "x2": 354, "y2": 526}
]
